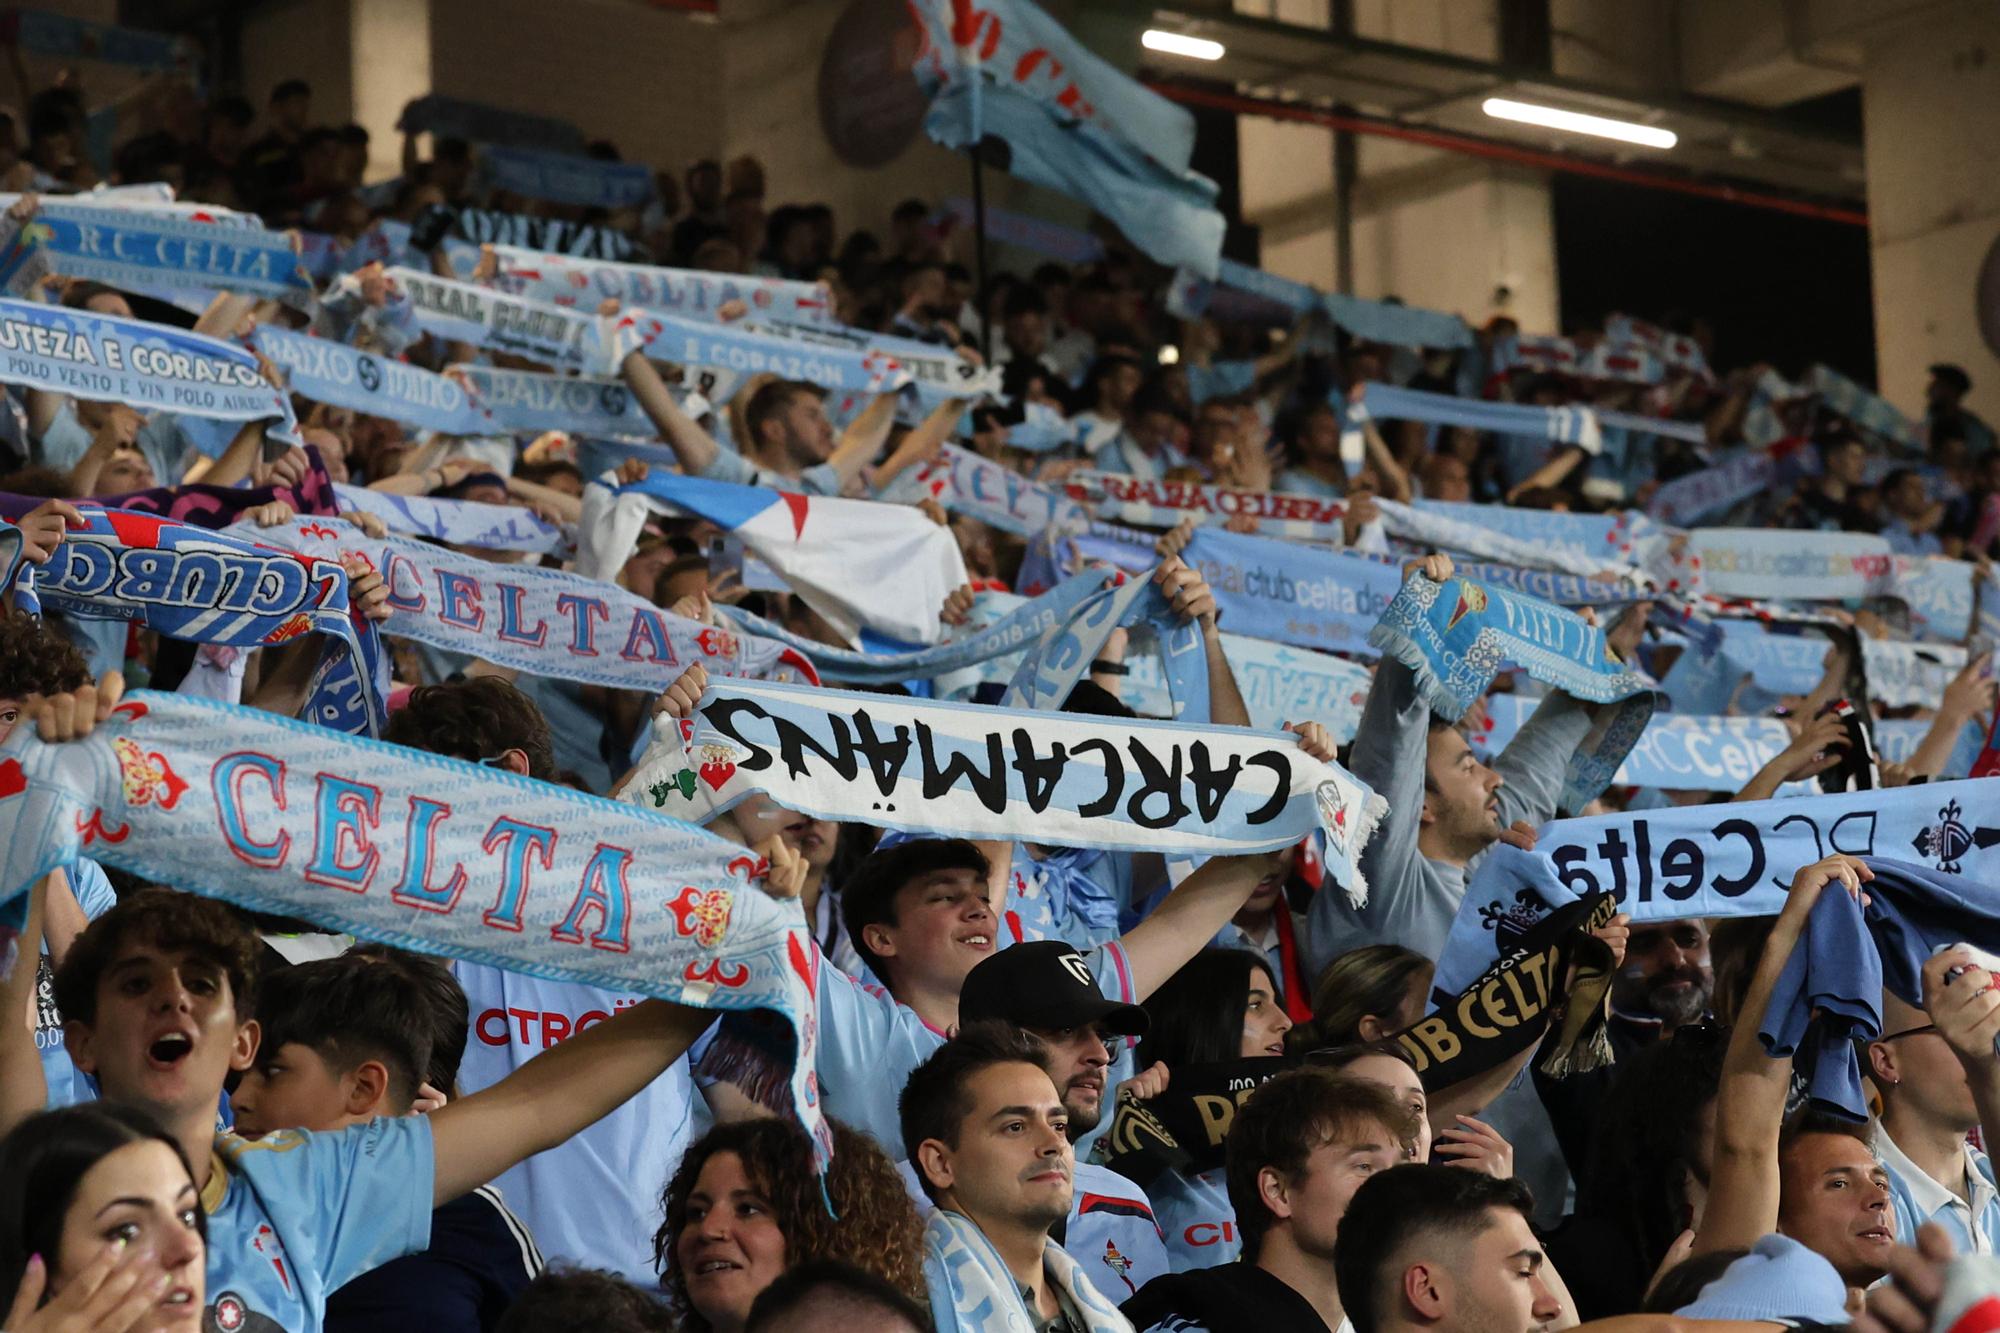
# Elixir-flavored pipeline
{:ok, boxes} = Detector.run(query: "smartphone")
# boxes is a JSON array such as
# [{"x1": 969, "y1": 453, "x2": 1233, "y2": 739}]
[{"x1": 707, "y1": 536, "x2": 746, "y2": 587}]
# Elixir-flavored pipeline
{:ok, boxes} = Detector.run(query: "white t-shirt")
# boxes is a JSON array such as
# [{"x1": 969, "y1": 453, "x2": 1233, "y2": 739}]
[{"x1": 454, "y1": 963, "x2": 703, "y2": 1285}]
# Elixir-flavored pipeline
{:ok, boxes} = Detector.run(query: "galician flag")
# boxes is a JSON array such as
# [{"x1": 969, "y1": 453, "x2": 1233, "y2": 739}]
[
  {"x1": 907, "y1": 0, "x2": 1226, "y2": 278},
  {"x1": 620, "y1": 473, "x2": 971, "y2": 648}
]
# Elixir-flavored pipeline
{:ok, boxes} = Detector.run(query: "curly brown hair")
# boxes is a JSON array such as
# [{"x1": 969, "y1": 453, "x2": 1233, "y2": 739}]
[
  {"x1": 653, "y1": 1118, "x2": 925, "y2": 1332},
  {"x1": 0, "y1": 610, "x2": 90, "y2": 700}
]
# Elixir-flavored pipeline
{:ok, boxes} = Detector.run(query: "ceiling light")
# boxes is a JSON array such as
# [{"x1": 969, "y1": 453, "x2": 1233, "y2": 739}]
[
  {"x1": 1481, "y1": 97, "x2": 1676, "y2": 149},
  {"x1": 1143, "y1": 29, "x2": 1224, "y2": 61}
]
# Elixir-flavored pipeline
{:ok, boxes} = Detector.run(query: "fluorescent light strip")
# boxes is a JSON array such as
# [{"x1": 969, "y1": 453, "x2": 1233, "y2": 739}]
[
  {"x1": 1143, "y1": 29, "x2": 1224, "y2": 61},
  {"x1": 1482, "y1": 97, "x2": 1676, "y2": 150}
]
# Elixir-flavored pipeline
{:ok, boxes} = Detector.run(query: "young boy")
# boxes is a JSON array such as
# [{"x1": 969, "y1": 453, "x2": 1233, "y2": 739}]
[{"x1": 233, "y1": 951, "x2": 542, "y2": 1333}]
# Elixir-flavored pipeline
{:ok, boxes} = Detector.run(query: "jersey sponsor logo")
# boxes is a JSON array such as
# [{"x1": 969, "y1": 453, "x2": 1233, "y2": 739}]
[
  {"x1": 1183, "y1": 1219, "x2": 1237, "y2": 1247},
  {"x1": 473, "y1": 1001, "x2": 641, "y2": 1049}
]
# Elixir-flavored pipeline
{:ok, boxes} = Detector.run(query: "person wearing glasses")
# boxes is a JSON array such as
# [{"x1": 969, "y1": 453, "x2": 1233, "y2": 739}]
[{"x1": 1865, "y1": 946, "x2": 2000, "y2": 1253}]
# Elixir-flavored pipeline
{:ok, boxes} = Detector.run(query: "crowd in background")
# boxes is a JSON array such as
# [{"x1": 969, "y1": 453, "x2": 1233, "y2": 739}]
[{"x1": 2, "y1": 48, "x2": 2000, "y2": 1333}]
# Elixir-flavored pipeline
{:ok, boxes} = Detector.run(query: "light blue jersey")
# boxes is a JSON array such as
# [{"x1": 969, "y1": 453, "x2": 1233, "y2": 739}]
[
  {"x1": 1879, "y1": 1123, "x2": 2000, "y2": 1255},
  {"x1": 1148, "y1": 1166, "x2": 1236, "y2": 1271},
  {"x1": 816, "y1": 940, "x2": 1136, "y2": 1159},
  {"x1": 200, "y1": 1115, "x2": 434, "y2": 1333}
]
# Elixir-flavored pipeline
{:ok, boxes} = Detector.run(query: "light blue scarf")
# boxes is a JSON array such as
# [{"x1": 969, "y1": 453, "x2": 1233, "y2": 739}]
[
  {"x1": 1646, "y1": 448, "x2": 1777, "y2": 525},
  {"x1": 903, "y1": 444, "x2": 1090, "y2": 537},
  {"x1": 1371, "y1": 571, "x2": 1655, "y2": 809},
  {"x1": 0, "y1": 202, "x2": 315, "y2": 309},
  {"x1": 1182, "y1": 525, "x2": 1401, "y2": 658},
  {"x1": 455, "y1": 365, "x2": 660, "y2": 437},
  {"x1": 0, "y1": 691, "x2": 830, "y2": 1165},
  {"x1": 245, "y1": 517, "x2": 813, "y2": 695},
  {"x1": 254, "y1": 327, "x2": 495, "y2": 435},
  {"x1": 0, "y1": 297, "x2": 300, "y2": 445},
  {"x1": 488, "y1": 244, "x2": 835, "y2": 326},
  {"x1": 1434, "y1": 778, "x2": 2000, "y2": 1000},
  {"x1": 923, "y1": 1209, "x2": 1133, "y2": 1333},
  {"x1": 330, "y1": 484, "x2": 570, "y2": 556},
  {"x1": 1363, "y1": 382, "x2": 1602, "y2": 450}
]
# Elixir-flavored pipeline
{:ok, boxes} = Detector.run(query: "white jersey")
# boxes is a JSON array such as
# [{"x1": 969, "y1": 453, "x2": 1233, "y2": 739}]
[{"x1": 455, "y1": 964, "x2": 702, "y2": 1285}]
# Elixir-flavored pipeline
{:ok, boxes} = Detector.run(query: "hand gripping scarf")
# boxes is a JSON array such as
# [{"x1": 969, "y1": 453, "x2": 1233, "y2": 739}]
[
  {"x1": 12, "y1": 506, "x2": 385, "y2": 735},
  {"x1": 253, "y1": 327, "x2": 495, "y2": 436},
  {"x1": 1369, "y1": 572, "x2": 1656, "y2": 810},
  {"x1": 0, "y1": 691, "x2": 830, "y2": 1166}
]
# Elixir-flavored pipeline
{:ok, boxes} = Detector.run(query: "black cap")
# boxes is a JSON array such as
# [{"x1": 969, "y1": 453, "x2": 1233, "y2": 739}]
[
  {"x1": 958, "y1": 941, "x2": 1149, "y2": 1037},
  {"x1": 1931, "y1": 363, "x2": 1972, "y2": 395}
]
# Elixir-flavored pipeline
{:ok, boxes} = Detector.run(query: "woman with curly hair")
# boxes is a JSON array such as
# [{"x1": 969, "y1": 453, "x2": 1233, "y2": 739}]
[{"x1": 652, "y1": 1117, "x2": 924, "y2": 1333}]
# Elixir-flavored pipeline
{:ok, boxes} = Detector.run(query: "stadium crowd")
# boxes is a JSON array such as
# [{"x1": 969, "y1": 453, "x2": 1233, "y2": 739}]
[{"x1": 4, "y1": 38, "x2": 2000, "y2": 1333}]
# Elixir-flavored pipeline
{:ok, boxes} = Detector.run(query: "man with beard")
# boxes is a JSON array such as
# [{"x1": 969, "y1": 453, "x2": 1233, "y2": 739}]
[
  {"x1": 950, "y1": 943, "x2": 1174, "y2": 1296},
  {"x1": 902, "y1": 1023, "x2": 1137, "y2": 1333},
  {"x1": 1611, "y1": 920, "x2": 1713, "y2": 1040}
]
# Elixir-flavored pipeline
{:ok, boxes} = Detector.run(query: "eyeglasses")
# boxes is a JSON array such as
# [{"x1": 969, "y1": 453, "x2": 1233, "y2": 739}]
[{"x1": 1880, "y1": 1025, "x2": 1939, "y2": 1042}]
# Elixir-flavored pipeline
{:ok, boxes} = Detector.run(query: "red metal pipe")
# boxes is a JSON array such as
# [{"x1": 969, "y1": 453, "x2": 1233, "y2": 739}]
[{"x1": 1148, "y1": 80, "x2": 1870, "y2": 229}]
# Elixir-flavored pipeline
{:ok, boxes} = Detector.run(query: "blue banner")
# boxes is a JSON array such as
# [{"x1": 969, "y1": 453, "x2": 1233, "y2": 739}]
[
  {"x1": 1435, "y1": 780, "x2": 2000, "y2": 1000},
  {"x1": 479, "y1": 143, "x2": 654, "y2": 210},
  {"x1": 0, "y1": 204, "x2": 313, "y2": 308},
  {"x1": 330, "y1": 484, "x2": 570, "y2": 556},
  {"x1": 1370, "y1": 571, "x2": 1655, "y2": 808},
  {"x1": 1182, "y1": 525, "x2": 1401, "y2": 657},
  {"x1": 255, "y1": 327, "x2": 495, "y2": 435}
]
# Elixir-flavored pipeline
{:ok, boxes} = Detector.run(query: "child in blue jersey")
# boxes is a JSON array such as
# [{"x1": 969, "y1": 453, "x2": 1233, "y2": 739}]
[{"x1": 230, "y1": 950, "x2": 541, "y2": 1333}]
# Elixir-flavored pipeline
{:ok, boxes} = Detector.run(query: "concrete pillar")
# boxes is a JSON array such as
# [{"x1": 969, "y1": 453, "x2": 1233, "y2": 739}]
[{"x1": 1861, "y1": 0, "x2": 2000, "y2": 424}]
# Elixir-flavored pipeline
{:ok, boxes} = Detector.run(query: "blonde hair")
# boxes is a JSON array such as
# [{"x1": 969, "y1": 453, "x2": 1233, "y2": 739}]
[{"x1": 1289, "y1": 944, "x2": 1431, "y2": 1054}]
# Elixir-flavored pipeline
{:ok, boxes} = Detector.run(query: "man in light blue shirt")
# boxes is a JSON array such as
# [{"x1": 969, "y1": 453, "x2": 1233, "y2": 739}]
[{"x1": 1867, "y1": 967, "x2": 2000, "y2": 1254}]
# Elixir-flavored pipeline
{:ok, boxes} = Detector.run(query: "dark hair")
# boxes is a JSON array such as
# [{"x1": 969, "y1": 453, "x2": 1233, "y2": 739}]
[
  {"x1": 1002, "y1": 286, "x2": 1048, "y2": 321},
  {"x1": 54, "y1": 888, "x2": 260, "y2": 1026},
  {"x1": 1078, "y1": 353, "x2": 1140, "y2": 408},
  {"x1": 742, "y1": 379, "x2": 823, "y2": 448},
  {"x1": 270, "y1": 78, "x2": 311, "y2": 103},
  {"x1": 338, "y1": 122, "x2": 371, "y2": 148},
  {"x1": 255, "y1": 954, "x2": 432, "y2": 1108},
  {"x1": 838, "y1": 839, "x2": 989, "y2": 987},
  {"x1": 1572, "y1": 1032, "x2": 1726, "y2": 1294},
  {"x1": 746, "y1": 1259, "x2": 932, "y2": 1332},
  {"x1": 1226, "y1": 1068, "x2": 1414, "y2": 1260},
  {"x1": 1292, "y1": 944, "x2": 1431, "y2": 1053},
  {"x1": 1779, "y1": 1106, "x2": 1874, "y2": 1158},
  {"x1": 891, "y1": 198, "x2": 929, "y2": 224},
  {"x1": 0, "y1": 1103, "x2": 207, "y2": 1312},
  {"x1": 383, "y1": 676, "x2": 556, "y2": 781},
  {"x1": 1334, "y1": 1166, "x2": 1537, "y2": 1333},
  {"x1": 1138, "y1": 949, "x2": 1276, "y2": 1071},
  {"x1": 512, "y1": 459, "x2": 584, "y2": 491},
  {"x1": 0, "y1": 465, "x2": 70, "y2": 498},
  {"x1": 345, "y1": 943, "x2": 468, "y2": 1092},
  {"x1": 1641, "y1": 1248, "x2": 1748, "y2": 1314},
  {"x1": 900, "y1": 1021, "x2": 1052, "y2": 1204},
  {"x1": 1307, "y1": 1040, "x2": 1422, "y2": 1079},
  {"x1": 655, "y1": 1119, "x2": 925, "y2": 1331},
  {"x1": 59, "y1": 279, "x2": 124, "y2": 311},
  {"x1": 209, "y1": 95, "x2": 255, "y2": 129},
  {"x1": 496, "y1": 1267, "x2": 675, "y2": 1333},
  {"x1": 0, "y1": 608, "x2": 90, "y2": 698}
]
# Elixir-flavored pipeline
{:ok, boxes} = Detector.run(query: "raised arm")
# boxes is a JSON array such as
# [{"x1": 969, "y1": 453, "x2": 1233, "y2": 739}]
[
  {"x1": 1154, "y1": 558, "x2": 1249, "y2": 728},
  {"x1": 824, "y1": 392, "x2": 897, "y2": 491},
  {"x1": 1902, "y1": 653, "x2": 1995, "y2": 783},
  {"x1": 1734, "y1": 710, "x2": 1848, "y2": 803},
  {"x1": 1921, "y1": 947, "x2": 2000, "y2": 1170},
  {"x1": 622, "y1": 348, "x2": 721, "y2": 476},
  {"x1": 1121, "y1": 848, "x2": 1287, "y2": 999},
  {"x1": 1694, "y1": 854, "x2": 1874, "y2": 1256},
  {"x1": 0, "y1": 873, "x2": 51, "y2": 1137},
  {"x1": 870, "y1": 396, "x2": 966, "y2": 490},
  {"x1": 429, "y1": 997, "x2": 714, "y2": 1206},
  {"x1": 1505, "y1": 444, "x2": 1588, "y2": 504}
]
